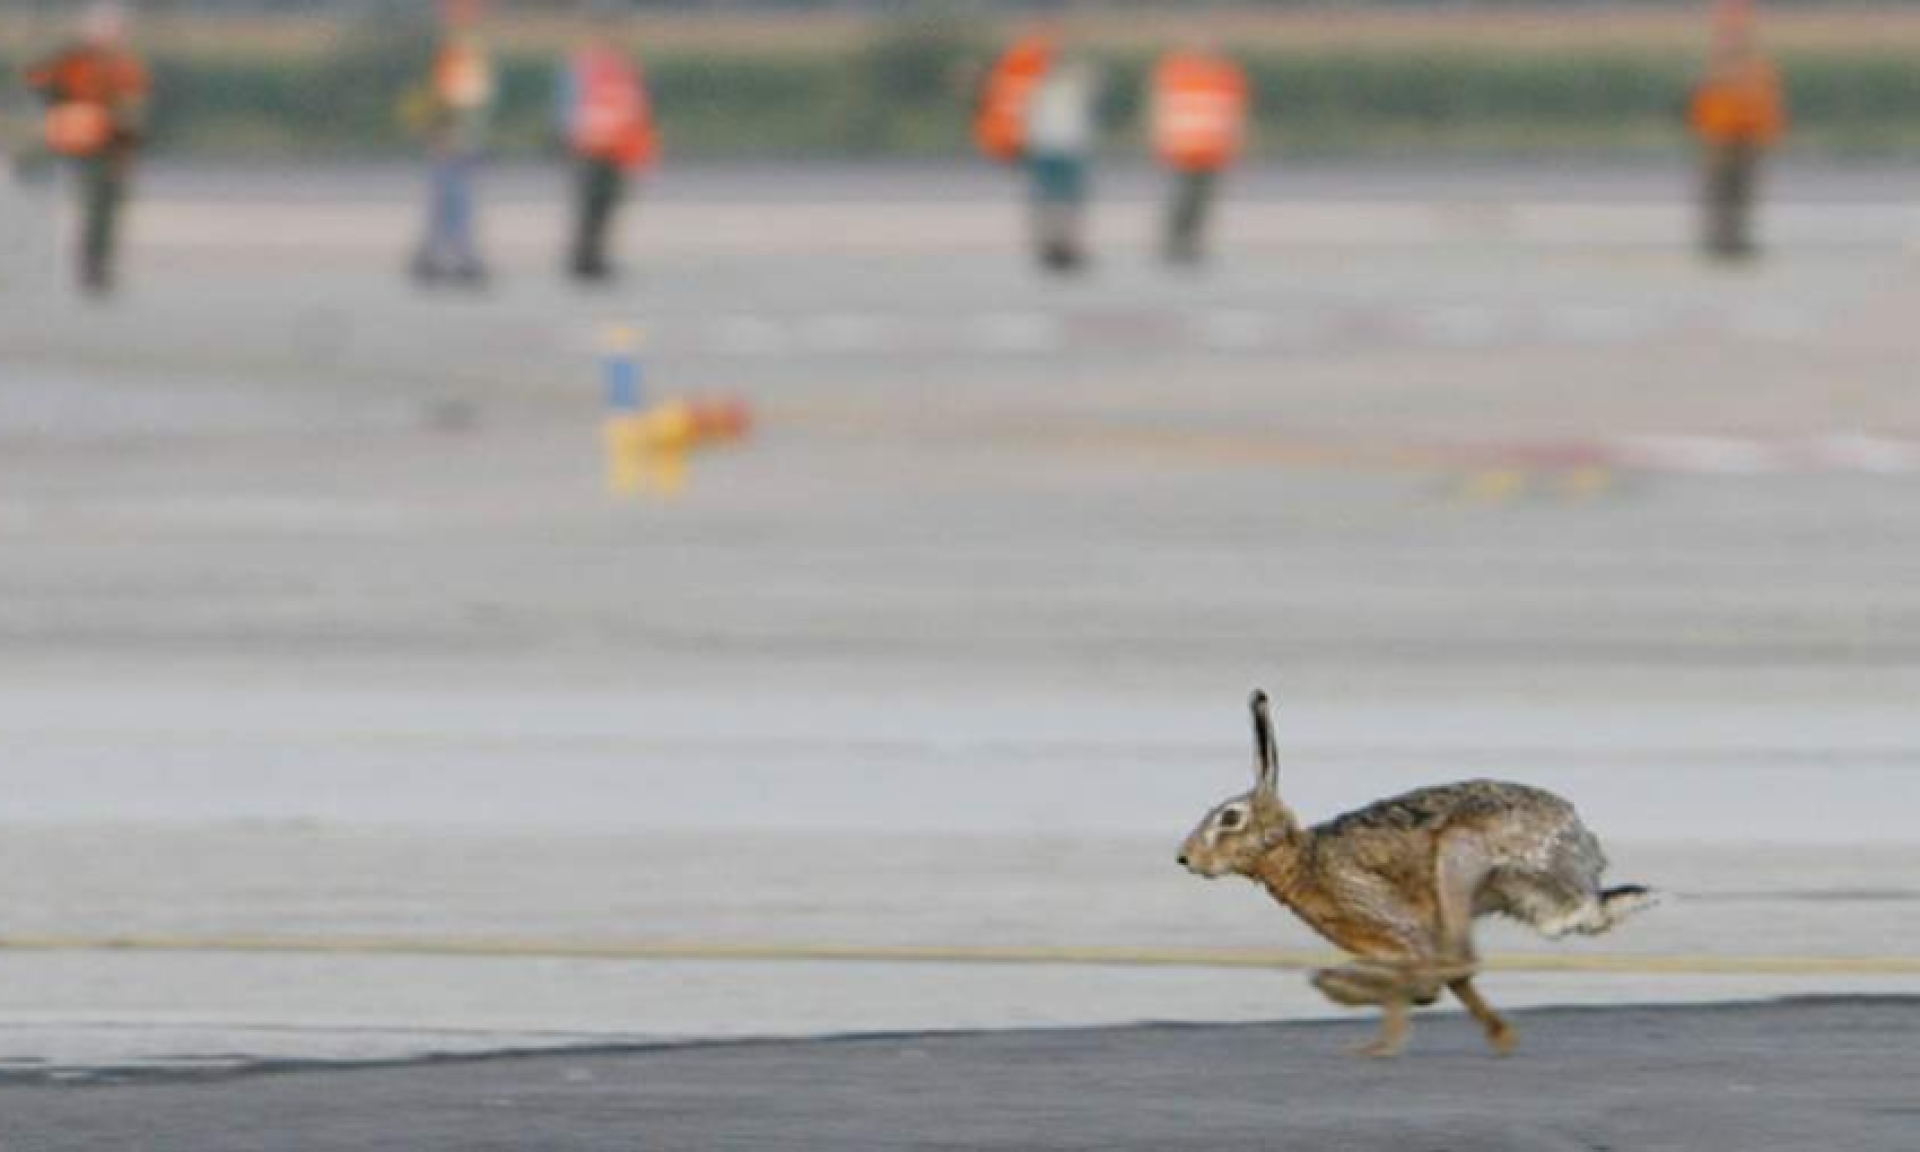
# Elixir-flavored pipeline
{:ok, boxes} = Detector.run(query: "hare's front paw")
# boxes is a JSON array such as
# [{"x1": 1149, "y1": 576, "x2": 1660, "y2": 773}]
[
  {"x1": 1485, "y1": 1021, "x2": 1518, "y2": 1056},
  {"x1": 1356, "y1": 999, "x2": 1411, "y2": 1058}
]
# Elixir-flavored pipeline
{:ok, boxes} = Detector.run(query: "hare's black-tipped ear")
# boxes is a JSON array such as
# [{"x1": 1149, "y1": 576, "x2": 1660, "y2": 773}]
[{"x1": 1249, "y1": 689, "x2": 1277, "y2": 794}]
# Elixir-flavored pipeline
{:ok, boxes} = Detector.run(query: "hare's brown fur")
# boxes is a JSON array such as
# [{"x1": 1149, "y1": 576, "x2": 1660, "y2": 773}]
[{"x1": 1180, "y1": 691, "x2": 1654, "y2": 1057}]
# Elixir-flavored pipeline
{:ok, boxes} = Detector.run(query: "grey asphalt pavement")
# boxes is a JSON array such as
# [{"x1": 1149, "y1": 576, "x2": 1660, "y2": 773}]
[{"x1": 1, "y1": 997, "x2": 1914, "y2": 1151}]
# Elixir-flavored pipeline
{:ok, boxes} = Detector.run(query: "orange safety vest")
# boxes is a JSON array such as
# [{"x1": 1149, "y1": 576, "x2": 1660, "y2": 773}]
[
  {"x1": 570, "y1": 46, "x2": 657, "y2": 171},
  {"x1": 26, "y1": 45, "x2": 149, "y2": 157},
  {"x1": 974, "y1": 35, "x2": 1055, "y2": 162},
  {"x1": 1689, "y1": 59, "x2": 1786, "y2": 146},
  {"x1": 1151, "y1": 51, "x2": 1250, "y2": 172},
  {"x1": 433, "y1": 41, "x2": 494, "y2": 110}
]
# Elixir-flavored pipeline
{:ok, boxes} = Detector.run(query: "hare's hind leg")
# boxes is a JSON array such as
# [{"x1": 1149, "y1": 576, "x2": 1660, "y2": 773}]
[
  {"x1": 1311, "y1": 961, "x2": 1436, "y2": 1058},
  {"x1": 1435, "y1": 831, "x2": 1494, "y2": 970},
  {"x1": 1448, "y1": 976, "x2": 1516, "y2": 1055},
  {"x1": 1312, "y1": 962, "x2": 1407, "y2": 1006},
  {"x1": 1435, "y1": 834, "x2": 1516, "y2": 1054}
]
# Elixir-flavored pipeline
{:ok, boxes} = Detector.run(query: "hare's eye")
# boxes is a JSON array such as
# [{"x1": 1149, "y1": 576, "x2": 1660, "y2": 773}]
[{"x1": 1219, "y1": 808, "x2": 1243, "y2": 829}]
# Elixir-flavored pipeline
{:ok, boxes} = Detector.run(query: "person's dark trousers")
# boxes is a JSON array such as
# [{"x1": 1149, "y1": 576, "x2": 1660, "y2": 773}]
[
  {"x1": 1164, "y1": 168, "x2": 1218, "y2": 264},
  {"x1": 1703, "y1": 142, "x2": 1758, "y2": 261},
  {"x1": 414, "y1": 152, "x2": 486, "y2": 284},
  {"x1": 78, "y1": 152, "x2": 128, "y2": 295},
  {"x1": 571, "y1": 157, "x2": 625, "y2": 281},
  {"x1": 1025, "y1": 152, "x2": 1088, "y2": 272}
]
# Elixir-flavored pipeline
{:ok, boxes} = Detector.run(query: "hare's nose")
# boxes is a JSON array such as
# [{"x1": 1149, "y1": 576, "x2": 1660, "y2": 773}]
[{"x1": 1176, "y1": 854, "x2": 1189, "y2": 867}]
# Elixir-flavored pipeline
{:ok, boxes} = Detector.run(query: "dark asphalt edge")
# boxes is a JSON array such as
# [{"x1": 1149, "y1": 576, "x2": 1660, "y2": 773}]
[{"x1": 2, "y1": 992, "x2": 1914, "y2": 1091}]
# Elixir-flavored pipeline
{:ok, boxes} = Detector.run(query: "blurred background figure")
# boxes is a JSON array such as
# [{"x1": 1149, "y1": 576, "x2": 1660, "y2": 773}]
[
  {"x1": 1688, "y1": 0, "x2": 1786, "y2": 261},
  {"x1": 557, "y1": 4, "x2": 658, "y2": 284},
  {"x1": 1024, "y1": 55, "x2": 1099, "y2": 273},
  {"x1": 404, "y1": 0, "x2": 497, "y2": 288},
  {"x1": 974, "y1": 19, "x2": 1094, "y2": 272},
  {"x1": 1149, "y1": 39, "x2": 1250, "y2": 266},
  {"x1": 973, "y1": 19, "x2": 1056, "y2": 167},
  {"x1": 23, "y1": 1, "x2": 149, "y2": 296}
]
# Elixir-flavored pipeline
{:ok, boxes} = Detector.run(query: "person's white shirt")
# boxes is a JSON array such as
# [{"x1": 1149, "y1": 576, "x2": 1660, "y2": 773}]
[{"x1": 1025, "y1": 61, "x2": 1097, "y2": 156}]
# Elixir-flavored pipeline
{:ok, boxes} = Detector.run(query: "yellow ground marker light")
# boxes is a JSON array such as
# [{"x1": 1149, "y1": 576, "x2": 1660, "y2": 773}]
[
  {"x1": 601, "y1": 324, "x2": 691, "y2": 497},
  {"x1": 1561, "y1": 464, "x2": 1615, "y2": 500},
  {"x1": 1457, "y1": 468, "x2": 1529, "y2": 504},
  {"x1": 1451, "y1": 466, "x2": 1617, "y2": 505}
]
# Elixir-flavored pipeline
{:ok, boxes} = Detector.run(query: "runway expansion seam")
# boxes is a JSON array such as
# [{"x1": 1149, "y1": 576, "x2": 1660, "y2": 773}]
[
  {"x1": 688, "y1": 305, "x2": 1836, "y2": 358},
  {"x1": 791, "y1": 417, "x2": 1920, "y2": 478},
  {"x1": 2, "y1": 936, "x2": 1914, "y2": 976}
]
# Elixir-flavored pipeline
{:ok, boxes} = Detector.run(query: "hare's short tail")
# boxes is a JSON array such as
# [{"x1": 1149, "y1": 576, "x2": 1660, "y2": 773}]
[
  {"x1": 1536, "y1": 884, "x2": 1662, "y2": 938},
  {"x1": 1596, "y1": 884, "x2": 1661, "y2": 929}
]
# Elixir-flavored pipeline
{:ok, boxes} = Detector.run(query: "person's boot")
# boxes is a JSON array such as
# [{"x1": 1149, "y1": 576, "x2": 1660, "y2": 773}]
[
  {"x1": 410, "y1": 250, "x2": 445, "y2": 286},
  {"x1": 571, "y1": 254, "x2": 616, "y2": 284},
  {"x1": 1042, "y1": 239, "x2": 1086, "y2": 273},
  {"x1": 449, "y1": 259, "x2": 491, "y2": 289},
  {"x1": 79, "y1": 258, "x2": 113, "y2": 297}
]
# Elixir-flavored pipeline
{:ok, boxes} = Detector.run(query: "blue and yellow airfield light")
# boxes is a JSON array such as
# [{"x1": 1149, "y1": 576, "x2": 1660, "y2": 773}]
[{"x1": 600, "y1": 323, "x2": 751, "y2": 498}]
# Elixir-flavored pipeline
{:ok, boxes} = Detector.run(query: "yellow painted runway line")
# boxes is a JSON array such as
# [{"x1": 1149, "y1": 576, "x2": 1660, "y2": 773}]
[{"x1": 3, "y1": 935, "x2": 1916, "y2": 977}]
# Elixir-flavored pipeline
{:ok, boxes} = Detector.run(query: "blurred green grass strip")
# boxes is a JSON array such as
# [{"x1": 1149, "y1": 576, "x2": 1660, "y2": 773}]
[{"x1": 9, "y1": 37, "x2": 1920, "y2": 158}]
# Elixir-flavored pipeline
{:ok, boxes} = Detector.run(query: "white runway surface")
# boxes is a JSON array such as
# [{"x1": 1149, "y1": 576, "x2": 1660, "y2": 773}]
[{"x1": 1, "y1": 162, "x2": 1916, "y2": 1074}]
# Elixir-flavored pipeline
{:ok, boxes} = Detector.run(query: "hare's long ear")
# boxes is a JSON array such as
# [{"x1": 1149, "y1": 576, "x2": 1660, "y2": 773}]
[{"x1": 1249, "y1": 688, "x2": 1278, "y2": 796}]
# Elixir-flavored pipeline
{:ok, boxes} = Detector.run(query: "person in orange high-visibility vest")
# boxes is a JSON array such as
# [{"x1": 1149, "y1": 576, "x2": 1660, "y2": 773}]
[
  {"x1": 1150, "y1": 44, "x2": 1250, "y2": 264},
  {"x1": 1024, "y1": 55, "x2": 1101, "y2": 272},
  {"x1": 557, "y1": 9, "x2": 658, "y2": 283},
  {"x1": 407, "y1": 0, "x2": 497, "y2": 286},
  {"x1": 974, "y1": 27, "x2": 1057, "y2": 164},
  {"x1": 23, "y1": 2, "x2": 149, "y2": 296},
  {"x1": 1688, "y1": 1, "x2": 1786, "y2": 260},
  {"x1": 978, "y1": 23, "x2": 1112, "y2": 273}
]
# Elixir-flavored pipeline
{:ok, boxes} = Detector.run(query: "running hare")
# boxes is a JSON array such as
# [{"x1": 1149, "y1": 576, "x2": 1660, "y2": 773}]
[{"x1": 1179, "y1": 690, "x2": 1655, "y2": 1057}]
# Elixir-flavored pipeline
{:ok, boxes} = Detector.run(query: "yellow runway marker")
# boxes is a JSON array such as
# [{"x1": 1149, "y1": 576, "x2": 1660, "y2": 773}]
[
  {"x1": 604, "y1": 413, "x2": 649, "y2": 495},
  {"x1": 1455, "y1": 469, "x2": 1528, "y2": 504},
  {"x1": 1561, "y1": 465, "x2": 1615, "y2": 500},
  {"x1": 2, "y1": 935, "x2": 1916, "y2": 978}
]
